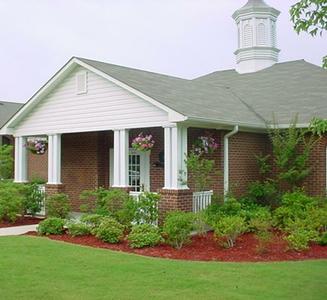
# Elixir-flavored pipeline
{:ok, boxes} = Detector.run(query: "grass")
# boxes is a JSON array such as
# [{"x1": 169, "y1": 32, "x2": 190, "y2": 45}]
[{"x1": 0, "y1": 236, "x2": 326, "y2": 300}]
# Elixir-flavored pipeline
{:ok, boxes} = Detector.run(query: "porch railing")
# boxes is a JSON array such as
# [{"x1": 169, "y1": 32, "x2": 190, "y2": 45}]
[
  {"x1": 129, "y1": 191, "x2": 158, "y2": 225},
  {"x1": 192, "y1": 190, "x2": 213, "y2": 213},
  {"x1": 37, "y1": 184, "x2": 46, "y2": 216}
]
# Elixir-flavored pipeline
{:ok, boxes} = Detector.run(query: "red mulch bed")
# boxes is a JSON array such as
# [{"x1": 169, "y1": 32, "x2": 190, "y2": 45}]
[
  {"x1": 0, "y1": 216, "x2": 43, "y2": 228},
  {"x1": 25, "y1": 231, "x2": 327, "y2": 262}
]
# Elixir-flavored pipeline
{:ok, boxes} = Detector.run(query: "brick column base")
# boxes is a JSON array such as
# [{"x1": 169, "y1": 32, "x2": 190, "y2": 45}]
[
  {"x1": 158, "y1": 189, "x2": 193, "y2": 223},
  {"x1": 45, "y1": 184, "x2": 66, "y2": 197}
]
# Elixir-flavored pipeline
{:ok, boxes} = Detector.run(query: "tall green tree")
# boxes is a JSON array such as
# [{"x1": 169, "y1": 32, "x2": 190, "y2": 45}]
[
  {"x1": 290, "y1": 0, "x2": 327, "y2": 68},
  {"x1": 0, "y1": 145, "x2": 14, "y2": 179}
]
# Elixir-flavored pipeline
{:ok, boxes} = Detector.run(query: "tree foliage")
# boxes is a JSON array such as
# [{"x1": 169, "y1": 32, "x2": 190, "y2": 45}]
[
  {"x1": 290, "y1": 0, "x2": 327, "y2": 68},
  {"x1": 0, "y1": 145, "x2": 14, "y2": 179}
]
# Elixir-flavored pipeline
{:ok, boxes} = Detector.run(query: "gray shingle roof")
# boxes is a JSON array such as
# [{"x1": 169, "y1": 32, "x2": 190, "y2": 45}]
[
  {"x1": 78, "y1": 57, "x2": 327, "y2": 128},
  {"x1": 0, "y1": 101, "x2": 23, "y2": 129}
]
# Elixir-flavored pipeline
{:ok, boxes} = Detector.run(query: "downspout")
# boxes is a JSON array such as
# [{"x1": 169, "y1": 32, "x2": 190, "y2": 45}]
[{"x1": 224, "y1": 125, "x2": 239, "y2": 201}]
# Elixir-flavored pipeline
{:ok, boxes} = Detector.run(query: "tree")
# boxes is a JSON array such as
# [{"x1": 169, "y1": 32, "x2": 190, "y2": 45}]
[
  {"x1": 290, "y1": 0, "x2": 327, "y2": 68},
  {"x1": 0, "y1": 145, "x2": 14, "y2": 179}
]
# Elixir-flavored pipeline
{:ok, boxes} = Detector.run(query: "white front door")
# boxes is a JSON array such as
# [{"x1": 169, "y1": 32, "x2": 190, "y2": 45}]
[{"x1": 109, "y1": 148, "x2": 150, "y2": 192}]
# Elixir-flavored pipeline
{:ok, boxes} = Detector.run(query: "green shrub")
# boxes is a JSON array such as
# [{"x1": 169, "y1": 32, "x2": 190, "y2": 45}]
[
  {"x1": 115, "y1": 197, "x2": 137, "y2": 230},
  {"x1": 249, "y1": 218, "x2": 272, "y2": 254},
  {"x1": 0, "y1": 145, "x2": 14, "y2": 179},
  {"x1": 46, "y1": 193, "x2": 71, "y2": 218},
  {"x1": 163, "y1": 211, "x2": 195, "y2": 249},
  {"x1": 285, "y1": 228, "x2": 318, "y2": 251},
  {"x1": 66, "y1": 222, "x2": 91, "y2": 237},
  {"x1": 80, "y1": 188, "x2": 130, "y2": 216},
  {"x1": 95, "y1": 217, "x2": 124, "y2": 243},
  {"x1": 214, "y1": 216, "x2": 247, "y2": 248},
  {"x1": 80, "y1": 214, "x2": 104, "y2": 228},
  {"x1": 273, "y1": 191, "x2": 318, "y2": 230},
  {"x1": 247, "y1": 180, "x2": 279, "y2": 207},
  {"x1": 0, "y1": 180, "x2": 25, "y2": 222},
  {"x1": 318, "y1": 232, "x2": 327, "y2": 246},
  {"x1": 37, "y1": 217, "x2": 65, "y2": 235},
  {"x1": 204, "y1": 198, "x2": 242, "y2": 226},
  {"x1": 23, "y1": 181, "x2": 45, "y2": 216},
  {"x1": 127, "y1": 224, "x2": 163, "y2": 248},
  {"x1": 134, "y1": 192, "x2": 160, "y2": 225},
  {"x1": 193, "y1": 211, "x2": 208, "y2": 236}
]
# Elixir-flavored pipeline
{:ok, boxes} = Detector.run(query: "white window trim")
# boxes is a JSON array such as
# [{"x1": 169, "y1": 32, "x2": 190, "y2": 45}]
[{"x1": 109, "y1": 148, "x2": 150, "y2": 191}]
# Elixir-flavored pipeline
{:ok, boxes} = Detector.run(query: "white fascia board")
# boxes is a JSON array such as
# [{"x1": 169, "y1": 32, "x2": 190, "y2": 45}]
[
  {"x1": 1, "y1": 58, "x2": 77, "y2": 132},
  {"x1": 74, "y1": 58, "x2": 187, "y2": 123},
  {"x1": 2, "y1": 57, "x2": 186, "y2": 134}
]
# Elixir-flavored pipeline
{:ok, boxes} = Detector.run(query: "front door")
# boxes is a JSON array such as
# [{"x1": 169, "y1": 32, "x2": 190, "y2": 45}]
[{"x1": 109, "y1": 148, "x2": 150, "y2": 192}]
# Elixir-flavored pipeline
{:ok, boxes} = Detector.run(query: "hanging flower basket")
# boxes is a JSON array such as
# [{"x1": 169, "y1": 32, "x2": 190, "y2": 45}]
[
  {"x1": 193, "y1": 136, "x2": 218, "y2": 155},
  {"x1": 26, "y1": 138, "x2": 48, "y2": 155},
  {"x1": 132, "y1": 133, "x2": 155, "y2": 152}
]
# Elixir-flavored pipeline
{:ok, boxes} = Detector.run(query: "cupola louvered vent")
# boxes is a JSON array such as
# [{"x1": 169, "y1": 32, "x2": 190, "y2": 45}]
[
  {"x1": 76, "y1": 72, "x2": 88, "y2": 94},
  {"x1": 257, "y1": 22, "x2": 266, "y2": 45},
  {"x1": 271, "y1": 22, "x2": 276, "y2": 47},
  {"x1": 243, "y1": 23, "x2": 253, "y2": 47}
]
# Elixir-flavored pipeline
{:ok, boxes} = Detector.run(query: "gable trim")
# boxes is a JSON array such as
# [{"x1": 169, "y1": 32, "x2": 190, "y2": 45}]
[{"x1": 0, "y1": 57, "x2": 186, "y2": 135}]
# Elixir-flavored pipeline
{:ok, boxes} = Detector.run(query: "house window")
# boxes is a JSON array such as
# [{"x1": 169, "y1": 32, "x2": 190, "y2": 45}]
[{"x1": 76, "y1": 71, "x2": 88, "y2": 94}]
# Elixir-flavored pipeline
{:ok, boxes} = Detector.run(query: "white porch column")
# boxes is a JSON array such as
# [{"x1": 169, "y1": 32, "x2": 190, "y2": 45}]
[
  {"x1": 48, "y1": 134, "x2": 61, "y2": 184},
  {"x1": 113, "y1": 129, "x2": 129, "y2": 187},
  {"x1": 14, "y1": 136, "x2": 28, "y2": 183},
  {"x1": 163, "y1": 124, "x2": 188, "y2": 190}
]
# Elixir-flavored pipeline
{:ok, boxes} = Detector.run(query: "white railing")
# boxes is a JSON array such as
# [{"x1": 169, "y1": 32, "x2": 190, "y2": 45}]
[
  {"x1": 129, "y1": 191, "x2": 158, "y2": 225},
  {"x1": 37, "y1": 184, "x2": 46, "y2": 216},
  {"x1": 129, "y1": 191, "x2": 143, "y2": 201},
  {"x1": 192, "y1": 190, "x2": 213, "y2": 213}
]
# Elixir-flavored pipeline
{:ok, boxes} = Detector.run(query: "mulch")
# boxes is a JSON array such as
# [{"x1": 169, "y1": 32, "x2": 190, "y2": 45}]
[
  {"x1": 24, "y1": 231, "x2": 327, "y2": 262},
  {"x1": 0, "y1": 216, "x2": 43, "y2": 228}
]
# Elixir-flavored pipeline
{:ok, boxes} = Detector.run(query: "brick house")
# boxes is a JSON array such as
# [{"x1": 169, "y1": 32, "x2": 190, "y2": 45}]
[{"x1": 0, "y1": 0, "x2": 326, "y2": 215}]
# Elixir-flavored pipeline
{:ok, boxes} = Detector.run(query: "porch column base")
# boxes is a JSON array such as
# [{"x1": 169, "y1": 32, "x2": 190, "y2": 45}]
[
  {"x1": 45, "y1": 184, "x2": 65, "y2": 197},
  {"x1": 158, "y1": 189, "x2": 193, "y2": 223}
]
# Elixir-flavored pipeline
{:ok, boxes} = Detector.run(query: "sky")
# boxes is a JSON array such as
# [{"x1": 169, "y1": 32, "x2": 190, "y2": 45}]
[{"x1": 0, "y1": 0, "x2": 326, "y2": 103}]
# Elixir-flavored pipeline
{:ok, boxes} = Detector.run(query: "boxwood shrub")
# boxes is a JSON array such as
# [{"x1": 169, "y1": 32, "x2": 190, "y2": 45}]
[
  {"x1": 163, "y1": 211, "x2": 195, "y2": 249},
  {"x1": 128, "y1": 224, "x2": 163, "y2": 248},
  {"x1": 37, "y1": 217, "x2": 65, "y2": 235},
  {"x1": 95, "y1": 217, "x2": 124, "y2": 243},
  {"x1": 66, "y1": 222, "x2": 91, "y2": 237}
]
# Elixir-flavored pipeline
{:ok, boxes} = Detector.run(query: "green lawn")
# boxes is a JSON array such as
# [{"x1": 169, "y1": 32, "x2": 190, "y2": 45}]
[{"x1": 0, "y1": 236, "x2": 326, "y2": 300}]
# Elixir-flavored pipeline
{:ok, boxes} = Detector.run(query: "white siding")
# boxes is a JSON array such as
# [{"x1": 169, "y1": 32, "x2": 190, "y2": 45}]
[{"x1": 14, "y1": 66, "x2": 169, "y2": 136}]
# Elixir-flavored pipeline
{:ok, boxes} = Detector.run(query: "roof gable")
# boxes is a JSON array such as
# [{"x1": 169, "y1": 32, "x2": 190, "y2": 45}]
[{"x1": 13, "y1": 65, "x2": 171, "y2": 136}]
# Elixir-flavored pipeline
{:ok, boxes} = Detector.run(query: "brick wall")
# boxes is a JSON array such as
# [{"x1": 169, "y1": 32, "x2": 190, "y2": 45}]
[
  {"x1": 61, "y1": 132, "x2": 104, "y2": 210},
  {"x1": 302, "y1": 135, "x2": 327, "y2": 196},
  {"x1": 229, "y1": 131, "x2": 270, "y2": 197},
  {"x1": 28, "y1": 152, "x2": 48, "y2": 182},
  {"x1": 158, "y1": 189, "x2": 193, "y2": 222}
]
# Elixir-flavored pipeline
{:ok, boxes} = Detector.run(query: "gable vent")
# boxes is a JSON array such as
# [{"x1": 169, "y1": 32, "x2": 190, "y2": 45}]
[{"x1": 76, "y1": 72, "x2": 88, "y2": 94}]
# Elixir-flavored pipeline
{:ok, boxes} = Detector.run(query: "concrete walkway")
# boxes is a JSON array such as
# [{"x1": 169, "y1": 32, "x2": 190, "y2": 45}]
[{"x1": 0, "y1": 224, "x2": 38, "y2": 237}]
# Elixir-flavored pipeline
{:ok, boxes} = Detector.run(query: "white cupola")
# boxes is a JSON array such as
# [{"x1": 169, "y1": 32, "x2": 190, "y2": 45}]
[{"x1": 232, "y1": 0, "x2": 280, "y2": 74}]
